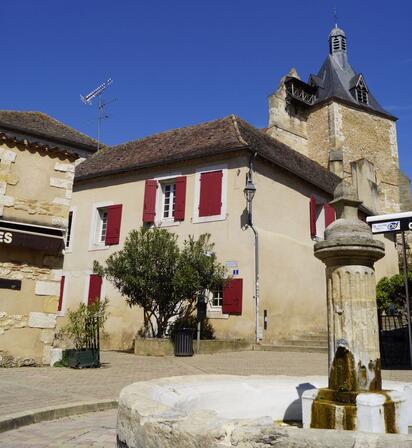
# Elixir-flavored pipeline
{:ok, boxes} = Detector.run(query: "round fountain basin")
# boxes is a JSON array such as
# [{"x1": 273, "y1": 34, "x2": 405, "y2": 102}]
[{"x1": 117, "y1": 375, "x2": 412, "y2": 448}]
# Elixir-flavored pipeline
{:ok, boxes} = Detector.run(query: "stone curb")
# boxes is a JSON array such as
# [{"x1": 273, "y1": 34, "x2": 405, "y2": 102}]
[{"x1": 0, "y1": 399, "x2": 118, "y2": 433}]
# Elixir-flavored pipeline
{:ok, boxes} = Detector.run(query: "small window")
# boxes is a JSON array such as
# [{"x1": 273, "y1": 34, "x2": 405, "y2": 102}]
[
  {"x1": 66, "y1": 211, "x2": 73, "y2": 248},
  {"x1": 162, "y1": 182, "x2": 176, "y2": 219},
  {"x1": 356, "y1": 88, "x2": 368, "y2": 104},
  {"x1": 211, "y1": 290, "x2": 223, "y2": 308},
  {"x1": 96, "y1": 208, "x2": 108, "y2": 244}
]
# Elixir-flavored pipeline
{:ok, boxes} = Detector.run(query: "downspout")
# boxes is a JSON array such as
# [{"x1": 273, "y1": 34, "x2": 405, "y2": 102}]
[{"x1": 247, "y1": 153, "x2": 261, "y2": 343}]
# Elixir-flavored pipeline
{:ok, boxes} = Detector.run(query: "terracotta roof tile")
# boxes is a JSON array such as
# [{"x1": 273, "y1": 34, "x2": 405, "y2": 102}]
[
  {"x1": 75, "y1": 115, "x2": 340, "y2": 194},
  {"x1": 0, "y1": 110, "x2": 98, "y2": 153}
]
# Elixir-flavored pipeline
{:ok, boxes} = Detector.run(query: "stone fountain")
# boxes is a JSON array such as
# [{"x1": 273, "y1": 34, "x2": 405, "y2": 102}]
[
  {"x1": 116, "y1": 182, "x2": 411, "y2": 447},
  {"x1": 302, "y1": 182, "x2": 408, "y2": 433}
]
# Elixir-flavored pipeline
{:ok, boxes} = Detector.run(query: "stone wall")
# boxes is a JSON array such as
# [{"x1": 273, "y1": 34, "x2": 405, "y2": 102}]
[
  {"x1": 267, "y1": 69, "x2": 309, "y2": 156},
  {"x1": 0, "y1": 139, "x2": 76, "y2": 366},
  {"x1": 0, "y1": 257, "x2": 62, "y2": 366},
  {"x1": 0, "y1": 141, "x2": 76, "y2": 227}
]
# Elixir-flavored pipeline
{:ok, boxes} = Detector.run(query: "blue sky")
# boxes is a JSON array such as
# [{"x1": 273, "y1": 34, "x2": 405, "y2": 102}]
[{"x1": 2, "y1": 1, "x2": 411, "y2": 181}]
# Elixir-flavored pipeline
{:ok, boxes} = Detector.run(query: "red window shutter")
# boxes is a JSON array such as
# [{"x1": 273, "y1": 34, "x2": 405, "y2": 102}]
[
  {"x1": 222, "y1": 278, "x2": 243, "y2": 315},
  {"x1": 105, "y1": 204, "x2": 123, "y2": 245},
  {"x1": 324, "y1": 203, "x2": 336, "y2": 228},
  {"x1": 310, "y1": 195, "x2": 317, "y2": 238},
  {"x1": 143, "y1": 180, "x2": 157, "y2": 223},
  {"x1": 174, "y1": 176, "x2": 187, "y2": 221},
  {"x1": 199, "y1": 170, "x2": 223, "y2": 217},
  {"x1": 58, "y1": 275, "x2": 65, "y2": 312},
  {"x1": 88, "y1": 274, "x2": 102, "y2": 305}
]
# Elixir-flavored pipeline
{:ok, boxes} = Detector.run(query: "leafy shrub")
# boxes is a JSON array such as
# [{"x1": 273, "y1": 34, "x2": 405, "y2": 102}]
[
  {"x1": 95, "y1": 227, "x2": 225, "y2": 338},
  {"x1": 169, "y1": 315, "x2": 215, "y2": 341},
  {"x1": 376, "y1": 272, "x2": 412, "y2": 315},
  {"x1": 58, "y1": 299, "x2": 109, "y2": 350}
]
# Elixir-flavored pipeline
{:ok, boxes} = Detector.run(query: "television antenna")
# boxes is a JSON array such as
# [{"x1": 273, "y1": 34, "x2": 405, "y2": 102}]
[{"x1": 81, "y1": 78, "x2": 113, "y2": 151}]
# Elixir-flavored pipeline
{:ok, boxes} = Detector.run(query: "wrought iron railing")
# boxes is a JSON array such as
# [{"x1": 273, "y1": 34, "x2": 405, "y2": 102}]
[
  {"x1": 85, "y1": 314, "x2": 100, "y2": 365},
  {"x1": 378, "y1": 313, "x2": 409, "y2": 367}
]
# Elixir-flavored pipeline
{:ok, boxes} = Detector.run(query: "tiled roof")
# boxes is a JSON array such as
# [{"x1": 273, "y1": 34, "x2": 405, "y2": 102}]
[
  {"x1": 0, "y1": 111, "x2": 98, "y2": 154},
  {"x1": 75, "y1": 115, "x2": 340, "y2": 194}
]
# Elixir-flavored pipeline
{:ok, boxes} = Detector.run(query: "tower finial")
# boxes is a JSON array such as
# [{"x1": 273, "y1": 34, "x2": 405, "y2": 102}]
[{"x1": 333, "y1": 5, "x2": 338, "y2": 28}]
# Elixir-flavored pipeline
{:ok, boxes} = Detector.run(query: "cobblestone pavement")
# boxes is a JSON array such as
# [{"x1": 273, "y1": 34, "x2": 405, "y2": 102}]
[
  {"x1": 1, "y1": 409, "x2": 117, "y2": 447},
  {"x1": 1, "y1": 350, "x2": 412, "y2": 419}
]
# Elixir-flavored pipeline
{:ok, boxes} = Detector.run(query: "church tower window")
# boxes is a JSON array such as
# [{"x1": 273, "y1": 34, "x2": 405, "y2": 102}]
[{"x1": 354, "y1": 75, "x2": 369, "y2": 105}]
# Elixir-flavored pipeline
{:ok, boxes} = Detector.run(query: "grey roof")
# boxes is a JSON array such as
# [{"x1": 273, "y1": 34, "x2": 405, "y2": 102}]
[
  {"x1": 0, "y1": 111, "x2": 98, "y2": 157},
  {"x1": 309, "y1": 29, "x2": 396, "y2": 120},
  {"x1": 329, "y1": 26, "x2": 346, "y2": 38},
  {"x1": 75, "y1": 114, "x2": 340, "y2": 195}
]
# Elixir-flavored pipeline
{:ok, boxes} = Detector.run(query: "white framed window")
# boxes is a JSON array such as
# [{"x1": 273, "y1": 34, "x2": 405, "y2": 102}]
[
  {"x1": 96, "y1": 208, "x2": 108, "y2": 243},
  {"x1": 210, "y1": 289, "x2": 223, "y2": 308},
  {"x1": 153, "y1": 172, "x2": 182, "y2": 228},
  {"x1": 193, "y1": 163, "x2": 228, "y2": 224},
  {"x1": 88, "y1": 201, "x2": 113, "y2": 251},
  {"x1": 161, "y1": 181, "x2": 177, "y2": 220},
  {"x1": 206, "y1": 289, "x2": 228, "y2": 319}
]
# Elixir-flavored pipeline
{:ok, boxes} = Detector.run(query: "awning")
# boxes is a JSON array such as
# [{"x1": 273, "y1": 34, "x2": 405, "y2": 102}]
[{"x1": 0, "y1": 219, "x2": 65, "y2": 254}]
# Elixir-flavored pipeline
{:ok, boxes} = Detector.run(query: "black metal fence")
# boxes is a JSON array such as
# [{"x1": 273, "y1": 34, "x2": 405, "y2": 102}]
[
  {"x1": 85, "y1": 314, "x2": 101, "y2": 365},
  {"x1": 378, "y1": 313, "x2": 410, "y2": 367}
]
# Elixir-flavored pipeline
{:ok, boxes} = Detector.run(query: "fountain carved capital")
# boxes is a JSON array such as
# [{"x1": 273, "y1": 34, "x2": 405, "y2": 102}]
[{"x1": 314, "y1": 181, "x2": 385, "y2": 267}]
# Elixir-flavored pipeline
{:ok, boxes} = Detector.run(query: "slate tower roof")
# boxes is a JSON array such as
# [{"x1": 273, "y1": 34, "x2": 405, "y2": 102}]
[{"x1": 308, "y1": 26, "x2": 395, "y2": 120}]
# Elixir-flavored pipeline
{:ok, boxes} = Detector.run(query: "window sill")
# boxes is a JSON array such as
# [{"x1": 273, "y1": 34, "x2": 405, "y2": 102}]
[
  {"x1": 207, "y1": 309, "x2": 229, "y2": 319},
  {"x1": 156, "y1": 219, "x2": 181, "y2": 228},
  {"x1": 88, "y1": 243, "x2": 110, "y2": 252},
  {"x1": 193, "y1": 214, "x2": 227, "y2": 224}
]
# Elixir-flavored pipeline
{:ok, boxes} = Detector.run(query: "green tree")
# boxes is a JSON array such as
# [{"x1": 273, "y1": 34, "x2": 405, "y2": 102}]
[
  {"x1": 376, "y1": 271, "x2": 412, "y2": 315},
  {"x1": 94, "y1": 227, "x2": 225, "y2": 338}
]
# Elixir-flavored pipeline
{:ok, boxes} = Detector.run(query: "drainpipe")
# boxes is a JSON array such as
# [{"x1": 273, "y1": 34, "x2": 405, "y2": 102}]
[{"x1": 246, "y1": 154, "x2": 260, "y2": 343}]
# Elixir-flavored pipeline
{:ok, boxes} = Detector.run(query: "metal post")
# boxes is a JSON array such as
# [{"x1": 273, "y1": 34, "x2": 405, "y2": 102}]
[
  {"x1": 401, "y1": 231, "x2": 412, "y2": 366},
  {"x1": 247, "y1": 156, "x2": 260, "y2": 343},
  {"x1": 97, "y1": 96, "x2": 102, "y2": 152},
  {"x1": 196, "y1": 321, "x2": 201, "y2": 354}
]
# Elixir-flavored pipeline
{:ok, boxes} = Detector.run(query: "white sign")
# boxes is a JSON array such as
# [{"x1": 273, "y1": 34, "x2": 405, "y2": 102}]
[
  {"x1": 0, "y1": 231, "x2": 12, "y2": 244},
  {"x1": 371, "y1": 221, "x2": 400, "y2": 234}
]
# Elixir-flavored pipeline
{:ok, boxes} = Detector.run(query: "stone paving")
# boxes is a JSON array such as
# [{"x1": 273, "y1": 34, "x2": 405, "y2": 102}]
[
  {"x1": 1, "y1": 350, "x2": 412, "y2": 445},
  {"x1": 1, "y1": 350, "x2": 412, "y2": 419},
  {"x1": 2, "y1": 409, "x2": 117, "y2": 447}
]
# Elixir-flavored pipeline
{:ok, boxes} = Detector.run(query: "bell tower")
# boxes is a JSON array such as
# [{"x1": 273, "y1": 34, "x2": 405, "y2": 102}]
[{"x1": 267, "y1": 25, "x2": 409, "y2": 214}]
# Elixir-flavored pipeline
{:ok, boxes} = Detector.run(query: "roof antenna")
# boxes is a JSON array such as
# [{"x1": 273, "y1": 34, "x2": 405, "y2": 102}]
[
  {"x1": 81, "y1": 78, "x2": 114, "y2": 151},
  {"x1": 333, "y1": 5, "x2": 338, "y2": 28}
]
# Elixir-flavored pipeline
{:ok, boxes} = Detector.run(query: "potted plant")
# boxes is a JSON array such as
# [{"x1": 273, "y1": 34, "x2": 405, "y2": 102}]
[{"x1": 59, "y1": 299, "x2": 108, "y2": 368}]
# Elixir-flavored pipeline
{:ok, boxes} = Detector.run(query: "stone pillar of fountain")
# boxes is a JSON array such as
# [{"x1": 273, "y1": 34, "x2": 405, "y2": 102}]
[{"x1": 302, "y1": 182, "x2": 408, "y2": 433}]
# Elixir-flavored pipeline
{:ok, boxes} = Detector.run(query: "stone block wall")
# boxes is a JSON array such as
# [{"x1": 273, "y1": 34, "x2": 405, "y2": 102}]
[
  {"x1": 0, "y1": 141, "x2": 76, "y2": 228},
  {"x1": 0, "y1": 139, "x2": 78, "y2": 366},
  {"x1": 0, "y1": 257, "x2": 62, "y2": 366}
]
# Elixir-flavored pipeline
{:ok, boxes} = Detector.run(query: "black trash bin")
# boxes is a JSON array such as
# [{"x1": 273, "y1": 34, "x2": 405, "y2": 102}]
[{"x1": 174, "y1": 328, "x2": 194, "y2": 357}]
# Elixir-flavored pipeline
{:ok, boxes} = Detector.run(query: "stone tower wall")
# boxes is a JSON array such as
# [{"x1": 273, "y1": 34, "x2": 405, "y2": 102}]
[{"x1": 304, "y1": 101, "x2": 401, "y2": 213}]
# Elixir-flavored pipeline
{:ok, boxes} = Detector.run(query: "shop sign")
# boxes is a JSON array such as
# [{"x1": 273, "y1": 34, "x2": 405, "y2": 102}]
[{"x1": 0, "y1": 231, "x2": 13, "y2": 244}]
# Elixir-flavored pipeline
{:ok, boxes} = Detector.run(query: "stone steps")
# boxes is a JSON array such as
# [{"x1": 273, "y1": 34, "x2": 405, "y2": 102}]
[
  {"x1": 254, "y1": 333, "x2": 328, "y2": 353},
  {"x1": 254, "y1": 344, "x2": 328, "y2": 353}
]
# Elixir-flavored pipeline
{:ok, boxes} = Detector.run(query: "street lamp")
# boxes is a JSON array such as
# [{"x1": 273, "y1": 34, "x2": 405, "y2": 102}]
[
  {"x1": 244, "y1": 176, "x2": 256, "y2": 204},
  {"x1": 244, "y1": 174, "x2": 256, "y2": 226}
]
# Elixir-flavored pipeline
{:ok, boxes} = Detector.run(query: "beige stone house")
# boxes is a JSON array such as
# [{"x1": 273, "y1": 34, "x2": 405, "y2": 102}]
[
  {"x1": 0, "y1": 111, "x2": 96, "y2": 366},
  {"x1": 59, "y1": 25, "x2": 410, "y2": 352},
  {"x1": 61, "y1": 115, "x2": 399, "y2": 350}
]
